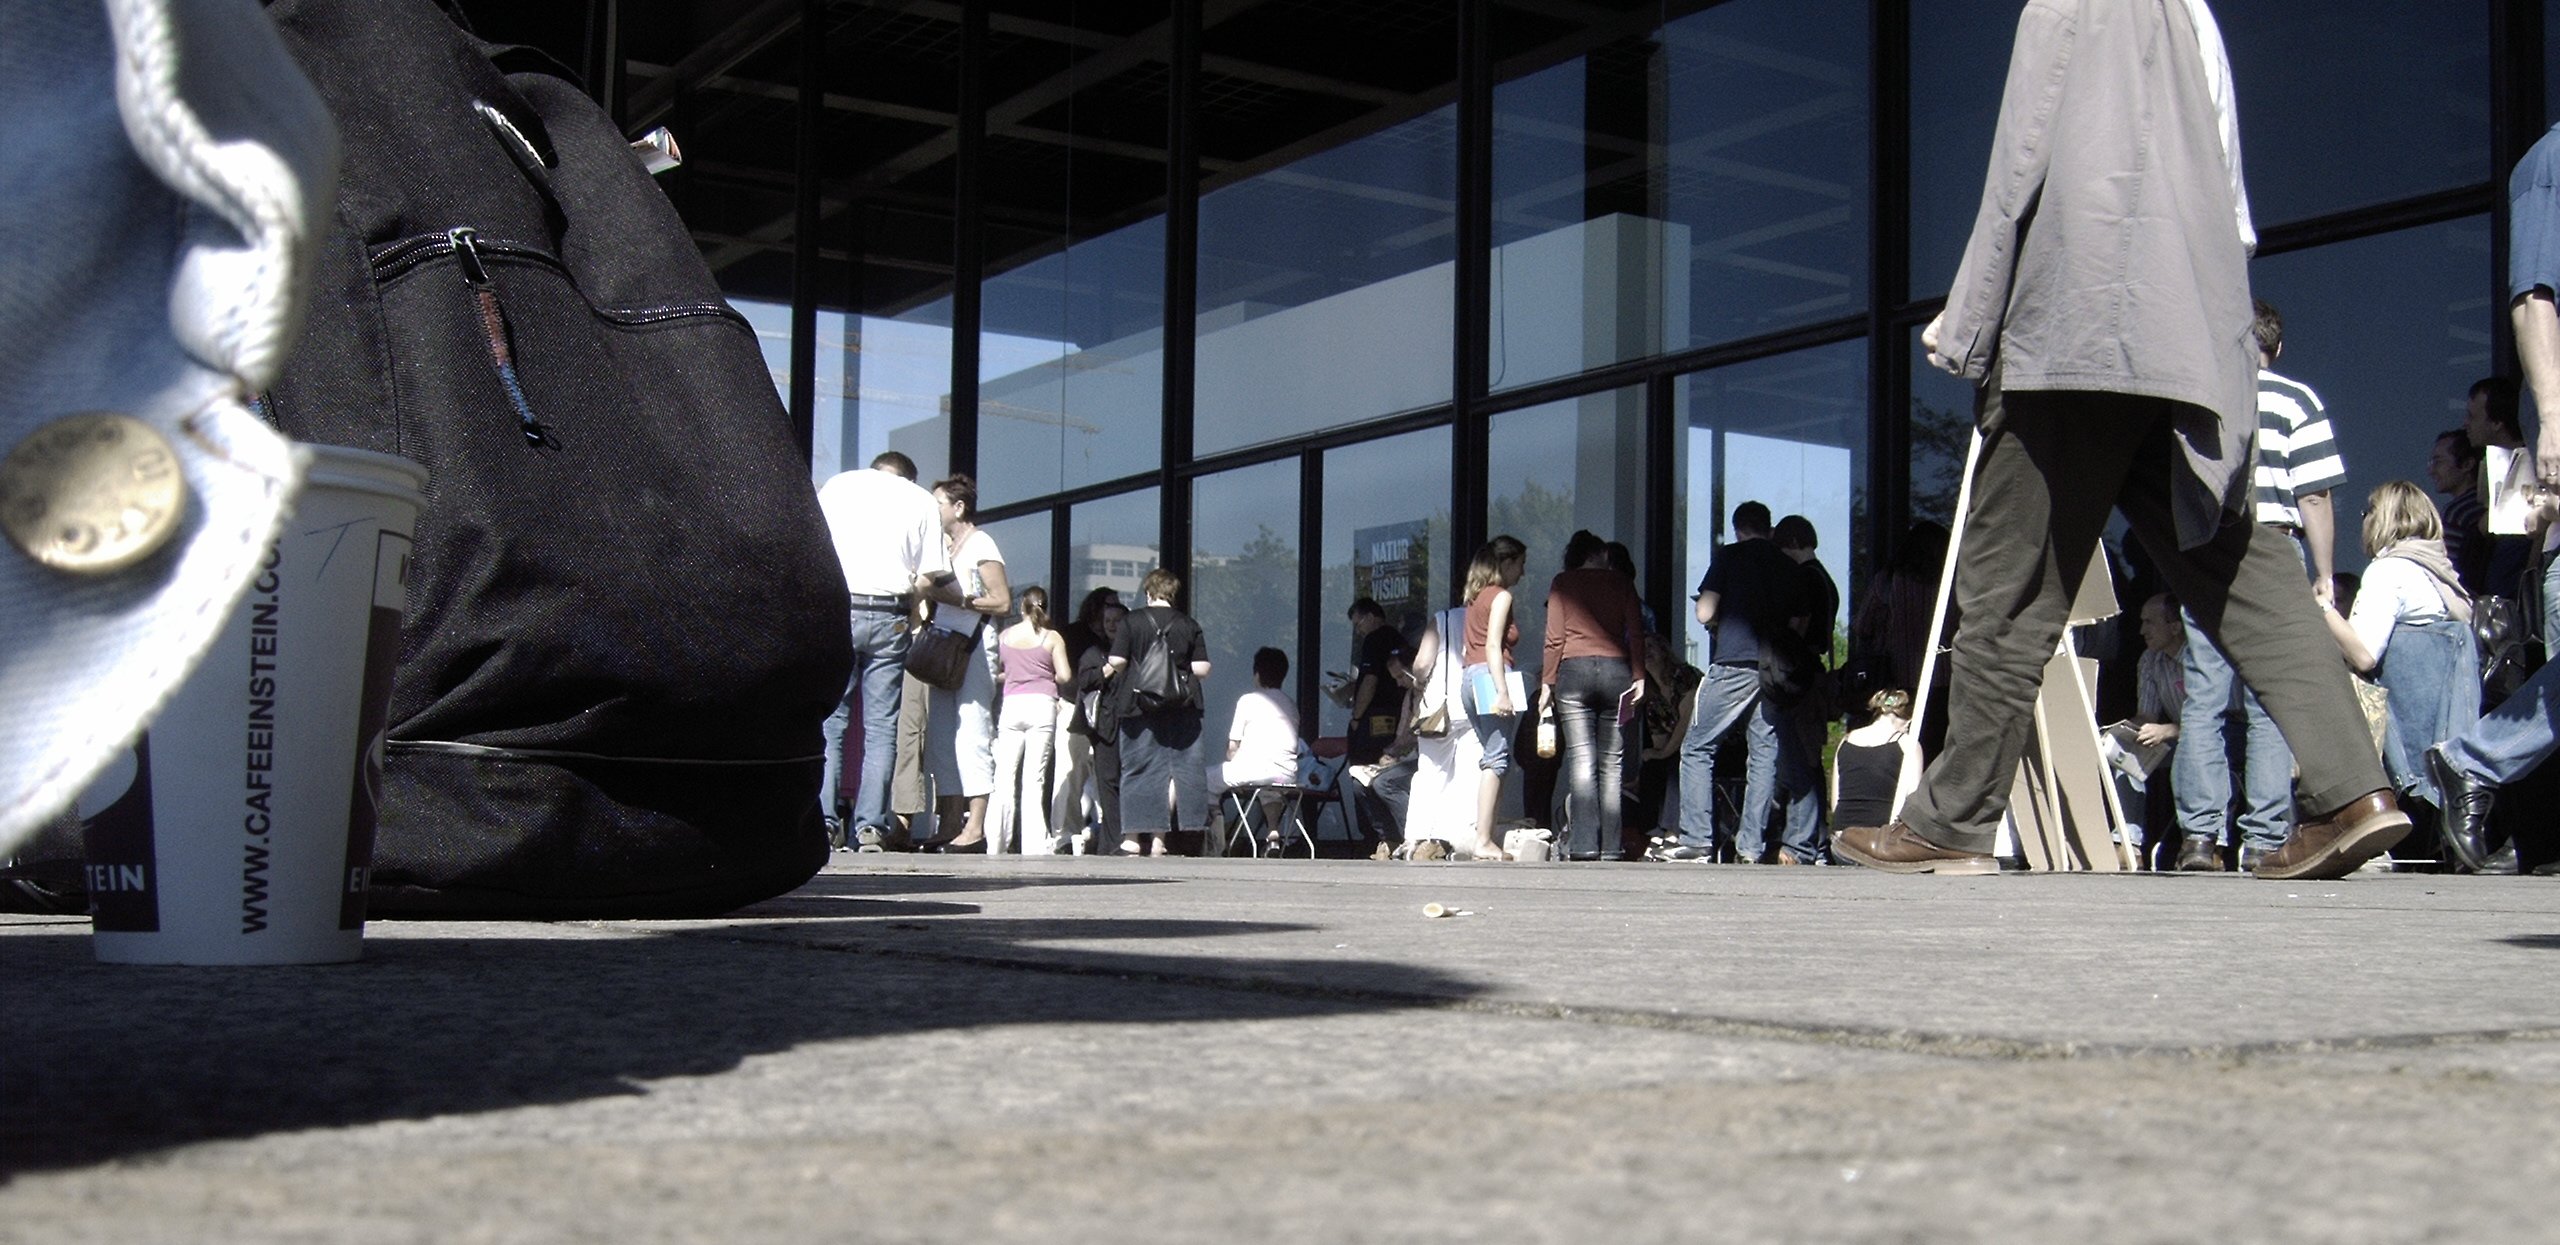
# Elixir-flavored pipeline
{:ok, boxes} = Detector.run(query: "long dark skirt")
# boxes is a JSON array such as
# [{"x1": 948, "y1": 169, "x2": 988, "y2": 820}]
[{"x1": 1118, "y1": 709, "x2": 1207, "y2": 834}]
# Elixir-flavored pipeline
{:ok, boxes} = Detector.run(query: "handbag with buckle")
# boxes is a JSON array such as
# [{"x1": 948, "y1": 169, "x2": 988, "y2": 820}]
[{"x1": 905, "y1": 616, "x2": 986, "y2": 691}]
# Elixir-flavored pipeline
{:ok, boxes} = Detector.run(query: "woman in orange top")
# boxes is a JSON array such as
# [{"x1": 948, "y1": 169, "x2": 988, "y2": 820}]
[
  {"x1": 1461, "y1": 535, "x2": 1527, "y2": 861},
  {"x1": 1541, "y1": 530, "x2": 1648, "y2": 860}
]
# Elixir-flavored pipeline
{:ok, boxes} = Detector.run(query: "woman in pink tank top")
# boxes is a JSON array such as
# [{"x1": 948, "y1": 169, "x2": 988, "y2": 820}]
[{"x1": 992, "y1": 586, "x2": 1074, "y2": 854}]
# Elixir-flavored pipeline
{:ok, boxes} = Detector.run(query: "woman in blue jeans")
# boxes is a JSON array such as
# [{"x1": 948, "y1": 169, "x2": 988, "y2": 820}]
[
  {"x1": 2318, "y1": 481, "x2": 2479, "y2": 815},
  {"x1": 1460, "y1": 535, "x2": 1527, "y2": 861},
  {"x1": 1539, "y1": 530, "x2": 1647, "y2": 860}
]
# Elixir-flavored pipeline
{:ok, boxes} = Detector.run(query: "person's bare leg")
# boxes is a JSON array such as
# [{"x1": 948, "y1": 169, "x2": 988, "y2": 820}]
[{"x1": 1474, "y1": 770, "x2": 1507, "y2": 859}]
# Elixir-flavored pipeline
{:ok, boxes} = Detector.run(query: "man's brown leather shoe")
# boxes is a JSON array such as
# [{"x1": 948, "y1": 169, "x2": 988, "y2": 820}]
[
  {"x1": 2251, "y1": 790, "x2": 2411, "y2": 881},
  {"x1": 1833, "y1": 822, "x2": 1997, "y2": 875}
]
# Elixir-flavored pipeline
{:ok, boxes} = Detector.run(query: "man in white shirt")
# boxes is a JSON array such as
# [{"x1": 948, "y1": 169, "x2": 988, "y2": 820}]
[{"x1": 815, "y1": 451, "x2": 949, "y2": 851}]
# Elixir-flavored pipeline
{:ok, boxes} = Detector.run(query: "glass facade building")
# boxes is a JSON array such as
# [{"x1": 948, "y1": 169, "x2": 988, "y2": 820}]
[{"x1": 475, "y1": 0, "x2": 2551, "y2": 736}]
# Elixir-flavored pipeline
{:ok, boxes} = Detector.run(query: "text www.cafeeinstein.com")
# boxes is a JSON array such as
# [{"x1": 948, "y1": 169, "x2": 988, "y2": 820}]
[{"x1": 241, "y1": 544, "x2": 282, "y2": 933}]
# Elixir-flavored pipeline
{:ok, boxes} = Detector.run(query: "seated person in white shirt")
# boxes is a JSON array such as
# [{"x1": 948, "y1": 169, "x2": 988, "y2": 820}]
[{"x1": 1212, "y1": 648, "x2": 1303, "y2": 799}]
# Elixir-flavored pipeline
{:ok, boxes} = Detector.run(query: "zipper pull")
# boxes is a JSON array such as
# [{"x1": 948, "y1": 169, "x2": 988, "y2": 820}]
[
  {"x1": 448, "y1": 228, "x2": 558, "y2": 450},
  {"x1": 450, "y1": 227, "x2": 491, "y2": 286}
]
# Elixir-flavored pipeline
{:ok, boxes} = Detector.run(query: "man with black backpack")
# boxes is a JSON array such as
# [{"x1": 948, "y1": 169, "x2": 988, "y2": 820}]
[{"x1": 816, "y1": 451, "x2": 949, "y2": 852}]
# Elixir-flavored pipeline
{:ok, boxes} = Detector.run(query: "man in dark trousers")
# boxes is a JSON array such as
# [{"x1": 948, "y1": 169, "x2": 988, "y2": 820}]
[{"x1": 1835, "y1": 0, "x2": 2403, "y2": 880}]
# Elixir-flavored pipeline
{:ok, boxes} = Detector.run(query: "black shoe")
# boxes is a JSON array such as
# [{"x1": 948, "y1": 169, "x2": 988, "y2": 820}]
[
  {"x1": 2424, "y1": 745, "x2": 2495, "y2": 872},
  {"x1": 2479, "y1": 842, "x2": 2521, "y2": 875},
  {"x1": 2174, "y1": 836, "x2": 2224, "y2": 873}
]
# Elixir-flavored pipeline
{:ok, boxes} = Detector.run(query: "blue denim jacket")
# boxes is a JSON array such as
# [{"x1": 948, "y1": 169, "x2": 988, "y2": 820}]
[{"x1": 0, "y1": 0, "x2": 335, "y2": 852}]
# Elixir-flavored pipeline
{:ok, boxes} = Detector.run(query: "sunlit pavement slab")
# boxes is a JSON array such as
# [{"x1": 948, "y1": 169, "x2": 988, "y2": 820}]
[{"x1": 5, "y1": 858, "x2": 2557, "y2": 1243}]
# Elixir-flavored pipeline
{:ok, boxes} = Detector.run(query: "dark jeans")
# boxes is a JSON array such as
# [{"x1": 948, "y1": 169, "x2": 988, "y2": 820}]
[
  {"x1": 1902, "y1": 383, "x2": 2386, "y2": 854},
  {"x1": 1552, "y1": 656, "x2": 1631, "y2": 858}
]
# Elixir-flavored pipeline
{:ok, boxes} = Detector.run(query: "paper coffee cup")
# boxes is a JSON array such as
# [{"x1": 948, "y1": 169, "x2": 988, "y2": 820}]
[{"x1": 81, "y1": 445, "x2": 424, "y2": 965}]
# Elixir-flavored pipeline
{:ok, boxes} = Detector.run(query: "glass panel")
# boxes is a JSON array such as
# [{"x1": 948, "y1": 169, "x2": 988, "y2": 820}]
[
  {"x1": 1488, "y1": 387, "x2": 1651, "y2": 692},
  {"x1": 1194, "y1": 2, "x2": 1458, "y2": 454},
  {"x1": 1320, "y1": 427, "x2": 1453, "y2": 740},
  {"x1": 2222, "y1": 2, "x2": 2489, "y2": 225},
  {"x1": 1192, "y1": 461, "x2": 1301, "y2": 738},
  {"x1": 1676, "y1": 341, "x2": 1868, "y2": 668},
  {"x1": 2248, "y1": 216, "x2": 2496, "y2": 575},
  {"x1": 1906, "y1": 325, "x2": 1976, "y2": 529},
  {"x1": 754, "y1": 3, "x2": 964, "y2": 483},
  {"x1": 979, "y1": 512, "x2": 1052, "y2": 622},
  {"x1": 1906, "y1": 0, "x2": 2029, "y2": 300},
  {"x1": 976, "y1": 11, "x2": 1170, "y2": 509},
  {"x1": 1490, "y1": 0, "x2": 1870, "y2": 388},
  {"x1": 1067, "y1": 488, "x2": 1162, "y2": 623}
]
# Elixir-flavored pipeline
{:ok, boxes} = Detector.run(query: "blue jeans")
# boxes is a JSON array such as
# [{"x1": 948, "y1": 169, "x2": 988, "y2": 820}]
[
  {"x1": 1677, "y1": 663, "x2": 1822, "y2": 862},
  {"x1": 2442, "y1": 645, "x2": 2560, "y2": 789},
  {"x1": 2174, "y1": 606, "x2": 2296, "y2": 853},
  {"x1": 820, "y1": 608, "x2": 911, "y2": 830},
  {"x1": 2375, "y1": 617, "x2": 2480, "y2": 807}
]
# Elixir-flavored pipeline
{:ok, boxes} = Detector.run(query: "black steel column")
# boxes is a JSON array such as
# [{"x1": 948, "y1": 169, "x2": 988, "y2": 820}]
[
  {"x1": 787, "y1": 0, "x2": 824, "y2": 462},
  {"x1": 1642, "y1": 375, "x2": 1677, "y2": 621},
  {"x1": 582, "y1": 0, "x2": 623, "y2": 124},
  {"x1": 1297, "y1": 449, "x2": 1325, "y2": 737},
  {"x1": 1161, "y1": 0, "x2": 1201, "y2": 595},
  {"x1": 950, "y1": 0, "x2": 987, "y2": 479},
  {"x1": 2490, "y1": 0, "x2": 2549, "y2": 380},
  {"x1": 1450, "y1": 0, "x2": 1493, "y2": 602},
  {"x1": 1868, "y1": 0, "x2": 1912, "y2": 586}
]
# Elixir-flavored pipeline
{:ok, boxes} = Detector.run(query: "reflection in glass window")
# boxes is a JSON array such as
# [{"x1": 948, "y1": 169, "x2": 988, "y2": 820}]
[
  {"x1": 1195, "y1": 107, "x2": 1458, "y2": 453},
  {"x1": 979, "y1": 217, "x2": 1165, "y2": 508},
  {"x1": 1906, "y1": 326, "x2": 1976, "y2": 528},
  {"x1": 1488, "y1": 388, "x2": 1650, "y2": 697},
  {"x1": 2250, "y1": 217, "x2": 2495, "y2": 575},
  {"x1": 2222, "y1": 2, "x2": 2488, "y2": 225},
  {"x1": 1068, "y1": 488, "x2": 1161, "y2": 633},
  {"x1": 756, "y1": 296, "x2": 953, "y2": 486},
  {"x1": 976, "y1": 12, "x2": 1169, "y2": 510},
  {"x1": 980, "y1": 512, "x2": 1052, "y2": 623},
  {"x1": 1490, "y1": 0, "x2": 1869, "y2": 389},
  {"x1": 1906, "y1": 0, "x2": 2016, "y2": 300},
  {"x1": 1320, "y1": 428, "x2": 1451, "y2": 740},
  {"x1": 1678, "y1": 341, "x2": 1867, "y2": 667},
  {"x1": 1192, "y1": 461, "x2": 1300, "y2": 736}
]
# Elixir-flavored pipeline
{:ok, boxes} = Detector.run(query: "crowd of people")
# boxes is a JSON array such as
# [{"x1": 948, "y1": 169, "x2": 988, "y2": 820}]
[{"x1": 807, "y1": 0, "x2": 2560, "y2": 877}]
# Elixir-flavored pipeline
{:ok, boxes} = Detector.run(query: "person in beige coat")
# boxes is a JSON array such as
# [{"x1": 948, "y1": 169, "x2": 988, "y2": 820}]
[{"x1": 1834, "y1": 0, "x2": 2404, "y2": 881}]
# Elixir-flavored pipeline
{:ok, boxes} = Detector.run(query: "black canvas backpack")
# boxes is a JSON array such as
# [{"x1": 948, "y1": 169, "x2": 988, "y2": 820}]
[
  {"x1": 258, "y1": 0, "x2": 852, "y2": 917},
  {"x1": 1127, "y1": 618, "x2": 1199, "y2": 715}
]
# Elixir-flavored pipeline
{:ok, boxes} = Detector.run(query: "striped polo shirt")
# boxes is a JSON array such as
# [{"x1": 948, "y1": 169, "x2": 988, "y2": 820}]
[{"x1": 2253, "y1": 369, "x2": 2346, "y2": 528}]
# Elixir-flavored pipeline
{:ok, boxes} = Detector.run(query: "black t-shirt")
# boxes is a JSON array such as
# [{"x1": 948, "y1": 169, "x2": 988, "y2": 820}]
[
  {"x1": 1109, "y1": 605, "x2": 1207, "y2": 717},
  {"x1": 1799, "y1": 558, "x2": 1840, "y2": 664},
  {"x1": 1354, "y1": 625, "x2": 1410, "y2": 715},
  {"x1": 1693, "y1": 538, "x2": 1809, "y2": 667}
]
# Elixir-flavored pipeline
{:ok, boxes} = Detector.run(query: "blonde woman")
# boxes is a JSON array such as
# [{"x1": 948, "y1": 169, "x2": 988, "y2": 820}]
[
  {"x1": 1460, "y1": 535, "x2": 1528, "y2": 861},
  {"x1": 992, "y1": 586, "x2": 1073, "y2": 854},
  {"x1": 2317, "y1": 480, "x2": 2478, "y2": 815}
]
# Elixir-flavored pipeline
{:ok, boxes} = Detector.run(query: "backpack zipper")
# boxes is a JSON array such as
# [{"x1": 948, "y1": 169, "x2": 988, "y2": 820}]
[{"x1": 449, "y1": 227, "x2": 558, "y2": 449}]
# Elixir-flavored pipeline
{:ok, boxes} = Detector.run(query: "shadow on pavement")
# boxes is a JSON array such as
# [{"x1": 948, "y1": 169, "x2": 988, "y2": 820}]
[
  {"x1": 780, "y1": 872, "x2": 1178, "y2": 898},
  {"x1": 0, "y1": 909, "x2": 1481, "y2": 1178}
]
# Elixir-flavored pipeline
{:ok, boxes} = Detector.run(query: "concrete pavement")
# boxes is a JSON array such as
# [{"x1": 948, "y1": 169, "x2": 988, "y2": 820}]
[{"x1": 4, "y1": 857, "x2": 2556, "y2": 1242}]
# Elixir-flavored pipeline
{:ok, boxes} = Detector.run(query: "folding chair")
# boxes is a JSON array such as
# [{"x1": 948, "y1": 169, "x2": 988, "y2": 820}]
[{"x1": 1218, "y1": 783, "x2": 1301, "y2": 857}]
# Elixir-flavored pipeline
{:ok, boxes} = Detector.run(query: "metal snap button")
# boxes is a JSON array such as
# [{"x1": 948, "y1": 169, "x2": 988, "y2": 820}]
[{"x1": 0, "y1": 412, "x2": 188, "y2": 575}]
